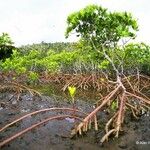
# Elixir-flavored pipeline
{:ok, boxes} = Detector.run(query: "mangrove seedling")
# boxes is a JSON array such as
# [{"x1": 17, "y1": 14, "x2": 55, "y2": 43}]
[
  {"x1": 68, "y1": 86, "x2": 77, "y2": 121},
  {"x1": 68, "y1": 86, "x2": 76, "y2": 102}
]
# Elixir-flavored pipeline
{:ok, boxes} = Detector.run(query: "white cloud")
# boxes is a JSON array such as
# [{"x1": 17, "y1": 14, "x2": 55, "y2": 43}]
[{"x1": 0, "y1": 0, "x2": 150, "y2": 46}]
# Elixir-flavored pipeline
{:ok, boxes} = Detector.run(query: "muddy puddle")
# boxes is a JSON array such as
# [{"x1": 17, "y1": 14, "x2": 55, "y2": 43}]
[{"x1": 0, "y1": 84, "x2": 150, "y2": 150}]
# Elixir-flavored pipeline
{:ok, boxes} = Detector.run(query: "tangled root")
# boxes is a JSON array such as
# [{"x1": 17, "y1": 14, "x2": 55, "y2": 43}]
[{"x1": 71, "y1": 74, "x2": 150, "y2": 143}]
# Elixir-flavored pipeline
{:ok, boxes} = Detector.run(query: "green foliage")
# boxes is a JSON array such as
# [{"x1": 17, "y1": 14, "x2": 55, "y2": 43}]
[
  {"x1": 0, "y1": 28, "x2": 148, "y2": 78},
  {"x1": 123, "y1": 43, "x2": 150, "y2": 74},
  {"x1": 98, "y1": 60, "x2": 110, "y2": 69},
  {"x1": 1, "y1": 40, "x2": 149, "y2": 78},
  {"x1": 105, "y1": 42, "x2": 150, "y2": 74},
  {"x1": 68, "y1": 86, "x2": 76, "y2": 98},
  {"x1": 111, "y1": 101, "x2": 117, "y2": 111},
  {"x1": 68, "y1": 86, "x2": 76, "y2": 104},
  {"x1": 1, "y1": 50, "x2": 26, "y2": 74},
  {"x1": 20, "y1": 42, "x2": 76, "y2": 53},
  {"x1": 65, "y1": 4, "x2": 138, "y2": 48},
  {"x1": 0, "y1": 33, "x2": 15, "y2": 60},
  {"x1": 28, "y1": 71, "x2": 39, "y2": 84},
  {"x1": 124, "y1": 43, "x2": 150, "y2": 64},
  {"x1": 0, "y1": 33, "x2": 14, "y2": 45},
  {"x1": 0, "y1": 4, "x2": 149, "y2": 88}
]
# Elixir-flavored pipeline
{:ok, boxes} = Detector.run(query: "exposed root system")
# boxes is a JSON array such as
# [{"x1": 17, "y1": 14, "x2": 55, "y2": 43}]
[
  {"x1": 70, "y1": 74, "x2": 150, "y2": 143},
  {"x1": 0, "y1": 73, "x2": 150, "y2": 147},
  {"x1": 40, "y1": 73, "x2": 111, "y2": 91},
  {"x1": 0, "y1": 108, "x2": 86, "y2": 147}
]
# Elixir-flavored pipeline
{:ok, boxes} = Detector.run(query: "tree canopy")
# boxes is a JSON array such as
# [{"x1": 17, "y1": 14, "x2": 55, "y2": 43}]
[
  {"x1": 65, "y1": 4, "x2": 138, "y2": 48},
  {"x1": 0, "y1": 33, "x2": 14, "y2": 46},
  {"x1": 0, "y1": 33, "x2": 15, "y2": 60}
]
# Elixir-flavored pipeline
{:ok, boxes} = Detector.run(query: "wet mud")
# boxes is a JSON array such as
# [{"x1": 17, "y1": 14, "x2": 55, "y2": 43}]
[{"x1": 0, "y1": 87, "x2": 150, "y2": 150}]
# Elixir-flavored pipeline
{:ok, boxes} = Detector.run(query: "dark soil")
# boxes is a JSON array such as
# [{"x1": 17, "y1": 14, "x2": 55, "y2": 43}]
[{"x1": 0, "y1": 89, "x2": 150, "y2": 150}]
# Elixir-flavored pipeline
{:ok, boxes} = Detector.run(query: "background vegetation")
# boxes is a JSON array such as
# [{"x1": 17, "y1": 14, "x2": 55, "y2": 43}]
[
  {"x1": 0, "y1": 4, "x2": 150, "y2": 145},
  {"x1": 0, "y1": 4, "x2": 150, "y2": 83}
]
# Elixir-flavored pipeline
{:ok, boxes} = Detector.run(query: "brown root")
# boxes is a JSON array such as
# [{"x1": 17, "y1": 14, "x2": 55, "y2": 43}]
[
  {"x1": 0, "y1": 73, "x2": 149, "y2": 145},
  {"x1": 0, "y1": 115, "x2": 83, "y2": 148},
  {"x1": 0, "y1": 107, "x2": 87, "y2": 147},
  {"x1": 71, "y1": 74, "x2": 150, "y2": 143}
]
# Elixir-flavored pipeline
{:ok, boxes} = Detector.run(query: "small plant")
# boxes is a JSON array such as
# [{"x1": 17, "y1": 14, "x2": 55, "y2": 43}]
[
  {"x1": 111, "y1": 100, "x2": 117, "y2": 111},
  {"x1": 68, "y1": 86, "x2": 76, "y2": 102},
  {"x1": 68, "y1": 86, "x2": 77, "y2": 121}
]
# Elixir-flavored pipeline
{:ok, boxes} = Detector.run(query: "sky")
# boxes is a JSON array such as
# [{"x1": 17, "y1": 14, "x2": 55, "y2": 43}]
[{"x1": 0, "y1": 0, "x2": 150, "y2": 46}]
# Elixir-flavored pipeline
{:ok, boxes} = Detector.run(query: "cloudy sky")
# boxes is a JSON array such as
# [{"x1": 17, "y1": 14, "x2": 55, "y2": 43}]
[{"x1": 0, "y1": 0, "x2": 150, "y2": 46}]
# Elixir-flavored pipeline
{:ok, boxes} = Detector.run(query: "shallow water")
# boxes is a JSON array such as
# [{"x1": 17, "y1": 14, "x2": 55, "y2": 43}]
[{"x1": 0, "y1": 85, "x2": 150, "y2": 150}]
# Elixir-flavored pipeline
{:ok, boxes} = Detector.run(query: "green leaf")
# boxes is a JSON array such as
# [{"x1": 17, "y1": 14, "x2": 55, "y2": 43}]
[
  {"x1": 68, "y1": 86, "x2": 76, "y2": 98},
  {"x1": 111, "y1": 101, "x2": 117, "y2": 111}
]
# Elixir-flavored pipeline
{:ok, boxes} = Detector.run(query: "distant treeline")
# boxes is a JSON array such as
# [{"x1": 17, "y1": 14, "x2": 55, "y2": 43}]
[{"x1": 20, "y1": 42, "x2": 77, "y2": 53}]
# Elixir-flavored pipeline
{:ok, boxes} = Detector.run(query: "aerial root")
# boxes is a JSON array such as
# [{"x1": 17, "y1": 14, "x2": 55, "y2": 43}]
[
  {"x1": 71, "y1": 75, "x2": 150, "y2": 143},
  {"x1": 0, "y1": 73, "x2": 149, "y2": 145},
  {"x1": 0, "y1": 81, "x2": 41, "y2": 103},
  {"x1": 0, "y1": 115, "x2": 83, "y2": 148},
  {"x1": 115, "y1": 92, "x2": 126, "y2": 138},
  {"x1": 40, "y1": 73, "x2": 112, "y2": 91},
  {"x1": 100, "y1": 129, "x2": 116, "y2": 143},
  {"x1": 71, "y1": 85, "x2": 121, "y2": 136},
  {"x1": 0, "y1": 107, "x2": 86, "y2": 133},
  {"x1": 0, "y1": 107, "x2": 86, "y2": 147},
  {"x1": 105, "y1": 111, "x2": 119, "y2": 141}
]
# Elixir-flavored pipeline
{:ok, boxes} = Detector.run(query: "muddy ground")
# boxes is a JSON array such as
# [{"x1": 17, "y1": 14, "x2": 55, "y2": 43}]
[{"x1": 0, "y1": 87, "x2": 150, "y2": 150}]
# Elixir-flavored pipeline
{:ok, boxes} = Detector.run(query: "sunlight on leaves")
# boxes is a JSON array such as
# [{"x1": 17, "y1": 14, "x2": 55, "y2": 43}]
[{"x1": 68, "y1": 86, "x2": 76, "y2": 98}]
